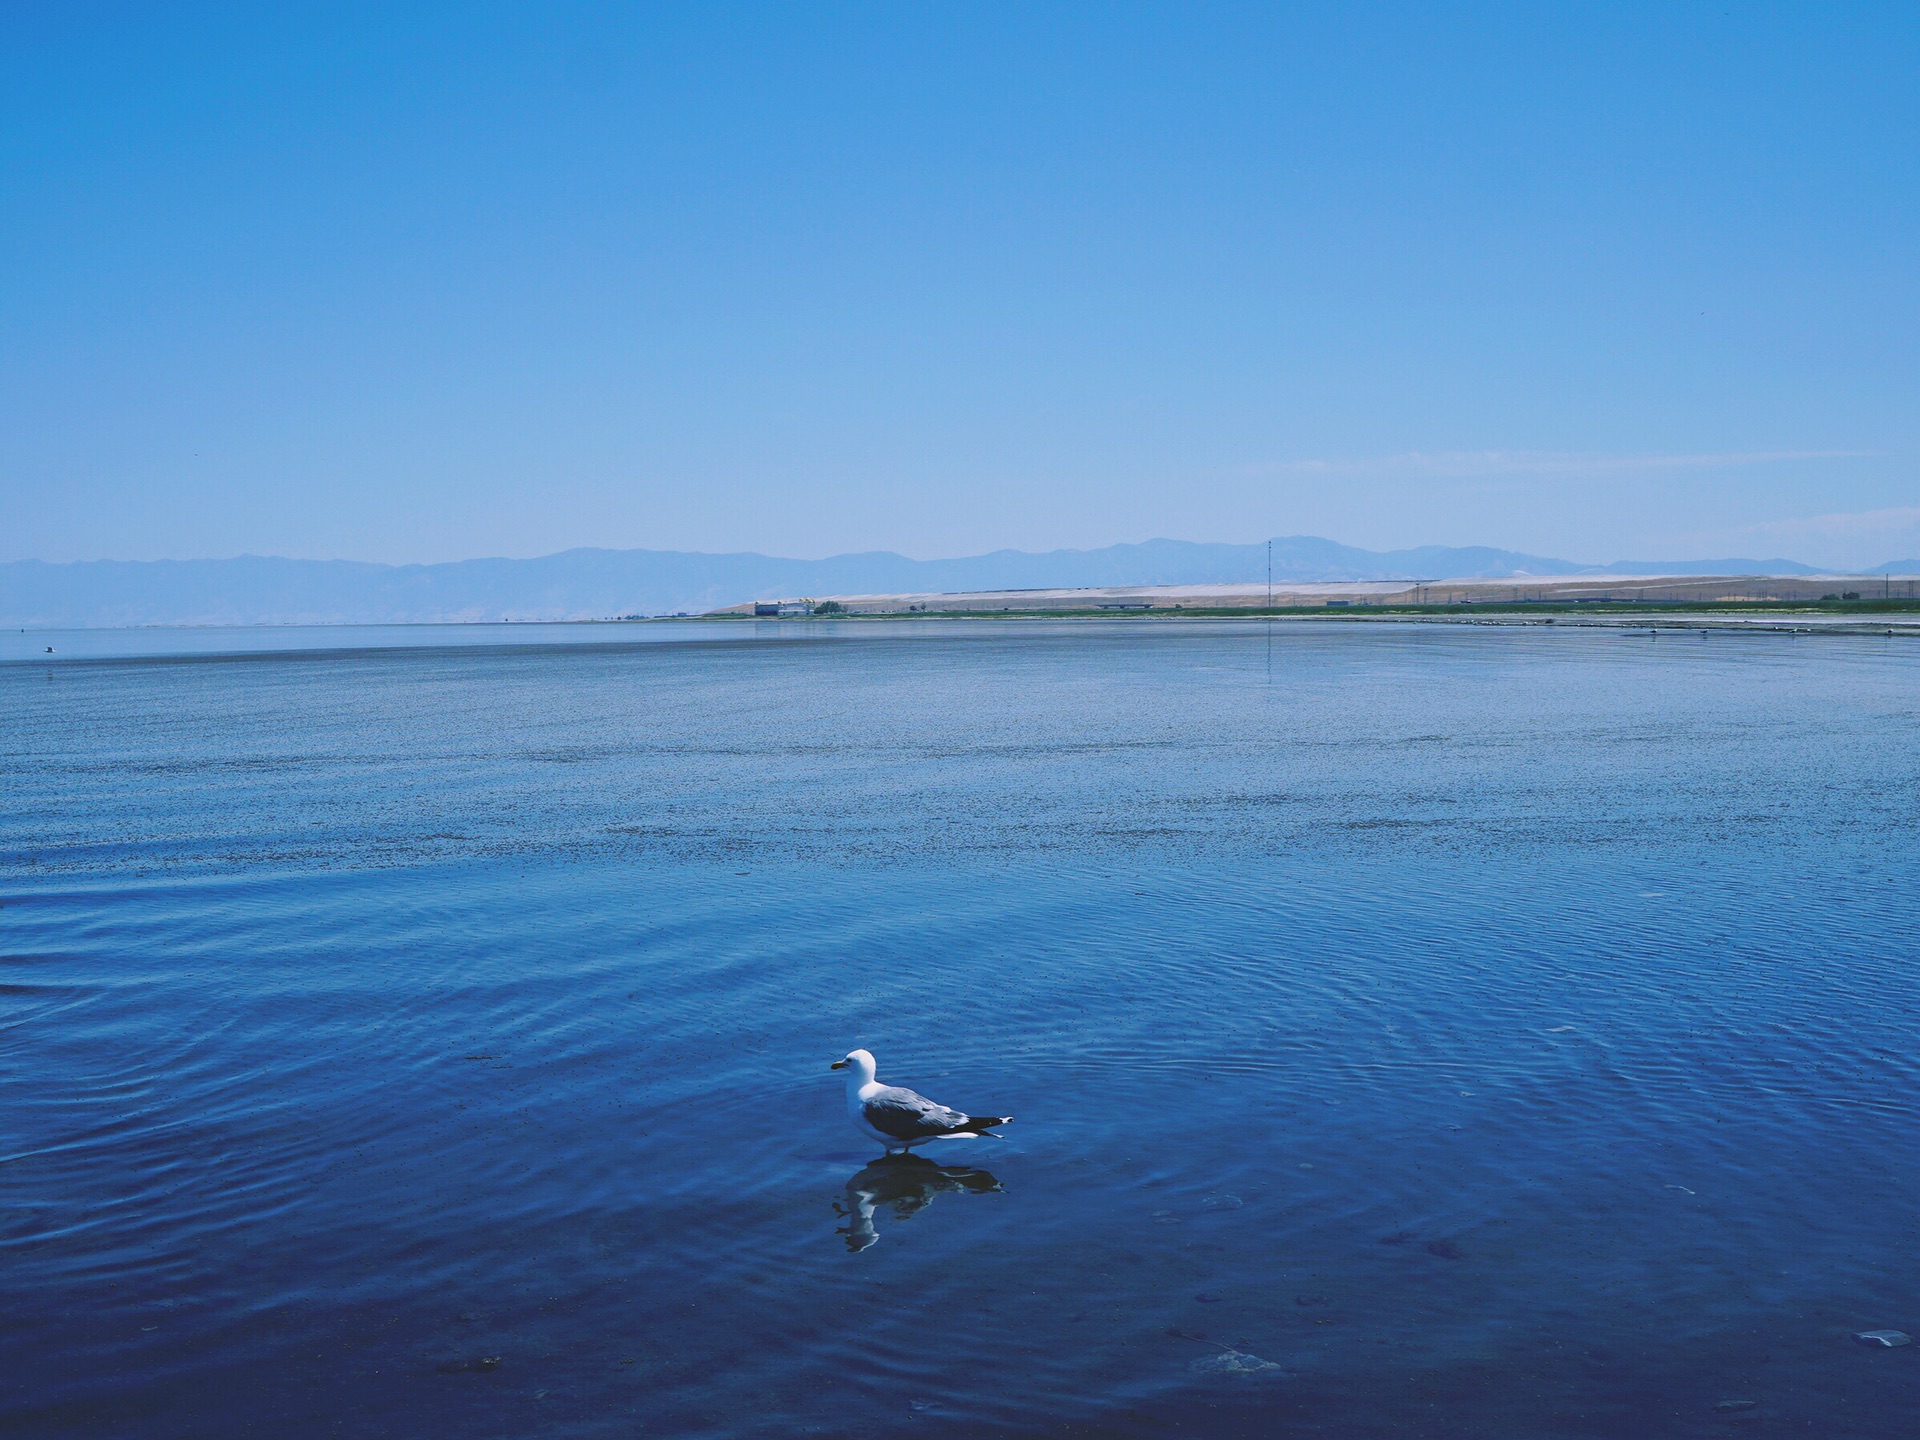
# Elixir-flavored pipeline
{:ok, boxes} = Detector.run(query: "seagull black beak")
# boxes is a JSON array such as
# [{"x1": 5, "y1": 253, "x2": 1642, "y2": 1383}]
[{"x1": 829, "y1": 1059, "x2": 847, "y2": 1071}]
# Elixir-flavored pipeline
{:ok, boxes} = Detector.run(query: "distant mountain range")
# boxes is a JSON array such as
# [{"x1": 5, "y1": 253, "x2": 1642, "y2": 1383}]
[{"x1": 0, "y1": 538, "x2": 1905, "y2": 627}]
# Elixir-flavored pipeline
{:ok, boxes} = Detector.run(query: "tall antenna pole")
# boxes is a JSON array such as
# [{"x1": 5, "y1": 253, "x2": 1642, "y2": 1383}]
[{"x1": 1266, "y1": 539, "x2": 1272, "y2": 610}]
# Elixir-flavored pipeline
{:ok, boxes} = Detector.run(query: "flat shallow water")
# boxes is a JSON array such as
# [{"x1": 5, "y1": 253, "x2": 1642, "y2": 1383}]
[
  {"x1": 4, "y1": 620, "x2": 1918, "y2": 1437},
  {"x1": 0, "y1": 619, "x2": 752, "y2": 663}
]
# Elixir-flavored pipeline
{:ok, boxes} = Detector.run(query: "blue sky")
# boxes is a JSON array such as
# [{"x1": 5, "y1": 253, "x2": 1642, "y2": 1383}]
[{"x1": 3, "y1": 2, "x2": 1915, "y2": 567}]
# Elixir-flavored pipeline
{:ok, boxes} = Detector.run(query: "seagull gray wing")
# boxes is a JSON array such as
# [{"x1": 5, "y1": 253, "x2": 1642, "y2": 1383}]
[{"x1": 862, "y1": 1085, "x2": 973, "y2": 1141}]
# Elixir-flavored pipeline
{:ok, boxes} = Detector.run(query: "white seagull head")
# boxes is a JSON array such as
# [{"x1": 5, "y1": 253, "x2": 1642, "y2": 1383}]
[{"x1": 829, "y1": 1048, "x2": 878, "y2": 1085}]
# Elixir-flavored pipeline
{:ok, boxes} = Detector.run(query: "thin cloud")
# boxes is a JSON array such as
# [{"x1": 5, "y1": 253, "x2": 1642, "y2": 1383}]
[
  {"x1": 1738, "y1": 506, "x2": 1920, "y2": 544},
  {"x1": 1245, "y1": 449, "x2": 1872, "y2": 479},
  {"x1": 1649, "y1": 506, "x2": 1920, "y2": 571}
]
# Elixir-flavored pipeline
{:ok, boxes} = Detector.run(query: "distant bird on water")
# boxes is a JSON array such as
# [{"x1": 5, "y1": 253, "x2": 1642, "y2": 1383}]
[{"x1": 831, "y1": 1048, "x2": 1011, "y2": 1154}]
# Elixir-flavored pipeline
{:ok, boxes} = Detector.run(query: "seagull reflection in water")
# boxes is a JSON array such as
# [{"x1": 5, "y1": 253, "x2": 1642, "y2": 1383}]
[{"x1": 834, "y1": 1153, "x2": 1004, "y2": 1252}]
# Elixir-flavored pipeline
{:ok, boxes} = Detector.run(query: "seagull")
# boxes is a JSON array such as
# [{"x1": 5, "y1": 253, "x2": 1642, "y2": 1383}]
[{"x1": 830, "y1": 1048, "x2": 1011, "y2": 1154}]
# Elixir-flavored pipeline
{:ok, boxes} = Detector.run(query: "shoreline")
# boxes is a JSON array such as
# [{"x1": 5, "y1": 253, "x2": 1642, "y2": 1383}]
[
  {"x1": 699, "y1": 603, "x2": 1920, "y2": 637},
  {"x1": 6, "y1": 610, "x2": 1915, "y2": 667}
]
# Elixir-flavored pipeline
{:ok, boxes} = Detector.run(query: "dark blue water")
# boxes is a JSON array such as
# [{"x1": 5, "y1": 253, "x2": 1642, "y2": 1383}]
[{"x1": 4, "y1": 621, "x2": 1917, "y2": 1437}]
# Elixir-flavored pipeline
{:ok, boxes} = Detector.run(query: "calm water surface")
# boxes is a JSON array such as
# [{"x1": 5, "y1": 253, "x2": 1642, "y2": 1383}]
[{"x1": 3, "y1": 620, "x2": 1917, "y2": 1438}]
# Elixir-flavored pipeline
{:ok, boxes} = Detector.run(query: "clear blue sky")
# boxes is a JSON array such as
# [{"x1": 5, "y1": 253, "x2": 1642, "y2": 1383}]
[{"x1": 3, "y1": 2, "x2": 1915, "y2": 567}]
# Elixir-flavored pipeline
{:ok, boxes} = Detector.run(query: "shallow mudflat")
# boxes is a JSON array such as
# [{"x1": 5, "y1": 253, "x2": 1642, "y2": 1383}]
[{"x1": 3, "y1": 620, "x2": 1917, "y2": 1438}]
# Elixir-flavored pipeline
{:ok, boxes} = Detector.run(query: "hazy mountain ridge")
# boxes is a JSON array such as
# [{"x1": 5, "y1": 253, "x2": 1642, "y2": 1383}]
[{"x1": 0, "y1": 539, "x2": 1882, "y2": 627}]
